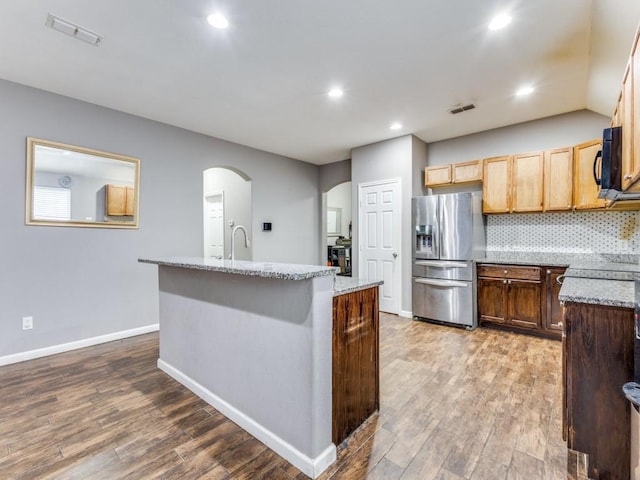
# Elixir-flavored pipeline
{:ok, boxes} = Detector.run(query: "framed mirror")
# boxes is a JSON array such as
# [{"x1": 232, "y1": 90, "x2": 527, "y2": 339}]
[{"x1": 26, "y1": 138, "x2": 140, "y2": 228}]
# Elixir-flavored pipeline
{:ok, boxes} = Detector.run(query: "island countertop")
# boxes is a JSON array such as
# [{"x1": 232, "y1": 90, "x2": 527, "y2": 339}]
[
  {"x1": 139, "y1": 256, "x2": 337, "y2": 281},
  {"x1": 333, "y1": 276, "x2": 383, "y2": 296}
]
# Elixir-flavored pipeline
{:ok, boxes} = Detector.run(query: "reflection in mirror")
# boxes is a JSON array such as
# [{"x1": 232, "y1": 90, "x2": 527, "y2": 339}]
[
  {"x1": 327, "y1": 207, "x2": 342, "y2": 235},
  {"x1": 26, "y1": 138, "x2": 140, "y2": 228}
]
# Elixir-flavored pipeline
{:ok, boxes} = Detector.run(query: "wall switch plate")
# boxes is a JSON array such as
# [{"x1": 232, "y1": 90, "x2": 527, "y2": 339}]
[{"x1": 22, "y1": 316, "x2": 33, "y2": 330}]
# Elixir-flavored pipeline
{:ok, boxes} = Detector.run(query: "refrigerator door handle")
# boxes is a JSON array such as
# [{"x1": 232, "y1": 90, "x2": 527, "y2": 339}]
[
  {"x1": 414, "y1": 260, "x2": 468, "y2": 268},
  {"x1": 414, "y1": 278, "x2": 468, "y2": 288}
]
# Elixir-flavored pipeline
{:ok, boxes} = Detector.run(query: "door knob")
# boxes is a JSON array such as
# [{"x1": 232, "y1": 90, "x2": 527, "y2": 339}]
[{"x1": 392, "y1": 252, "x2": 398, "y2": 258}]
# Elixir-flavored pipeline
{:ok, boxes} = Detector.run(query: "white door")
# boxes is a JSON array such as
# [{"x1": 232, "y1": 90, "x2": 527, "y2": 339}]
[
  {"x1": 204, "y1": 192, "x2": 224, "y2": 258},
  {"x1": 359, "y1": 179, "x2": 401, "y2": 314}
]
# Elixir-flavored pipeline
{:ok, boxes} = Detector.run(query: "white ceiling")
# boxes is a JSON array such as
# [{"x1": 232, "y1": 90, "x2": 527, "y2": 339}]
[{"x1": 1, "y1": 1, "x2": 640, "y2": 165}]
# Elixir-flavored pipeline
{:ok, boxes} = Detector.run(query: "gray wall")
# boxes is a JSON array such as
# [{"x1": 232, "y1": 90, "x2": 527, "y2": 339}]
[
  {"x1": 319, "y1": 159, "x2": 351, "y2": 194},
  {"x1": 1, "y1": 79, "x2": 321, "y2": 358},
  {"x1": 427, "y1": 110, "x2": 610, "y2": 166},
  {"x1": 351, "y1": 134, "x2": 427, "y2": 315}
]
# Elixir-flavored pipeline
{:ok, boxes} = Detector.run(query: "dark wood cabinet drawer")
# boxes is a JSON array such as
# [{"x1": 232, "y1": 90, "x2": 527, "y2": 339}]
[{"x1": 477, "y1": 264, "x2": 541, "y2": 281}]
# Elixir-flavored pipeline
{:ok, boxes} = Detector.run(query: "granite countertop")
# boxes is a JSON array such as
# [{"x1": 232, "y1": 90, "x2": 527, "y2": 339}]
[
  {"x1": 477, "y1": 251, "x2": 639, "y2": 308},
  {"x1": 139, "y1": 256, "x2": 337, "y2": 281},
  {"x1": 333, "y1": 276, "x2": 383, "y2": 296},
  {"x1": 558, "y1": 276, "x2": 635, "y2": 308},
  {"x1": 477, "y1": 251, "x2": 640, "y2": 267}
]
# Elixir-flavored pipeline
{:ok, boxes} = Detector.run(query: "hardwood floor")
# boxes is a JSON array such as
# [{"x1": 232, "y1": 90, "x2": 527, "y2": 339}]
[{"x1": 0, "y1": 313, "x2": 566, "y2": 479}]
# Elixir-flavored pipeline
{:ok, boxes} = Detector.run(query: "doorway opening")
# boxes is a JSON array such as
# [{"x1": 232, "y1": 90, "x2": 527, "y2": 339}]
[
  {"x1": 325, "y1": 181, "x2": 352, "y2": 276},
  {"x1": 203, "y1": 167, "x2": 252, "y2": 260}
]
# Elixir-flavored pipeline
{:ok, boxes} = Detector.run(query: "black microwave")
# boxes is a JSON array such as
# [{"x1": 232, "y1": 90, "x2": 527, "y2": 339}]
[{"x1": 593, "y1": 126, "x2": 622, "y2": 199}]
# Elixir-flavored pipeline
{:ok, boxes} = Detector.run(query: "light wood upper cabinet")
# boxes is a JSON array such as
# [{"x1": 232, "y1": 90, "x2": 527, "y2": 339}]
[
  {"x1": 482, "y1": 156, "x2": 511, "y2": 213},
  {"x1": 621, "y1": 63, "x2": 635, "y2": 190},
  {"x1": 544, "y1": 147, "x2": 573, "y2": 211},
  {"x1": 452, "y1": 160, "x2": 482, "y2": 184},
  {"x1": 573, "y1": 139, "x2": 606, "y2": 210},
  {"x1": 512, "y1": 152, "x2": 544, "y2": 212},
  {"x1": 106, "y1": 184, "x2": 135, "y2": 216},
  {"x1": 629, "y1": 34, "x2": 640, "y2": 191},
  {"x1": 424, "y1": 165, "x2": 451, "y2": 187}
]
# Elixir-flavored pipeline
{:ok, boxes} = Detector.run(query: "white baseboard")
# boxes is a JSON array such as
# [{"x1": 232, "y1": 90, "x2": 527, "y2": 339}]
[
  {"x1": 399, "y1": 310, "x2": 413, "y2": 318},
  {"x1": 158, "y1": 359, "x2": 336, "y2": 478},
  {"x1": 0, "y1": 324, "x2": 159, "y2": 367}
]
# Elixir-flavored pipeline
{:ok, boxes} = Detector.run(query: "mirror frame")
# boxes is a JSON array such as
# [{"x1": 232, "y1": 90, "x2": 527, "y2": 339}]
[{"x1": 25, "y1": 137, "x2": 140, "y2": 229}]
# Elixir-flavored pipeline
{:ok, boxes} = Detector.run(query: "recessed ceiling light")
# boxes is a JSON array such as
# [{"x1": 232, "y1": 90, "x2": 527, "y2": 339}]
[
  {"x1": 516, "y1": 85, "x2": 535, "y2": 96},
  {"x1": 390, "y1": 122, "x2": 402, "y2": 130},
  {"x1": 328, "y1": 88, "x2": 343, "y2": 98},
  {"x1": 207, "y1": 13, "x2": 229, "y2": 29},
  {"x1": 488, "y1": 13, "x2": 512, "y2": 31}
]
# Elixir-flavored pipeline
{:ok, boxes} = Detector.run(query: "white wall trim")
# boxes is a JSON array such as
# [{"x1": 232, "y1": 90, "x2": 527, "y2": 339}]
[
  {"x1": 158, "y1": 359, "x2": 337, "y2": 479},
  {"x1": 399, "y1": 310, "x2": 413, "y2": 319},
  {"x1": 0, "y1": 324, "x2": 159, "y2": 367}
]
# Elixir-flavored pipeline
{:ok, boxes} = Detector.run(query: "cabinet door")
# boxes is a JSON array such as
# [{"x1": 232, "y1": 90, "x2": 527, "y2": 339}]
[
  {"x1": 332, "y1": 288, "x2": 379, "y2": 445},
  {"x1": 543, "y1": 267, "x2": 566, "y2": 338},
  {"x1": 482, "y1": 156, "x2": 511, "y2": 213},
  {"x1": 512, "y1": 152, "x2": 544, "y2": 212},
  {"x1": 507, "y1": 279, "x2": 542, "y2": 330},
  {"x1": 452, "y1": 160, "x2": 482, "y2": 184},
  {"x1": 477, "y1": 277, "x2": 507, "y2": 324},
  {"x1": 425, "y1": 165, "x2": 451, "y2": 186},
  {"x1": 544, "y1": 148, "x2": 573, "y2": 211},
  {"x1": 621, "y1": 63, "x2": 636, "y2": 191},
  {"x1": 629, "y1": 33, "x2": 640, "y2": 191},
  {"x1": 125, "y1": 187, "x2": 135, "y2": 216},
  {"x1": 106, "y1": 184, "x2": 127, "y2": 216},
  {"x1": 564, "y1": 303, "x2": 634, "y2": 480},
  {"x1": 573, "y1": 139, "x2": 606, "y2": 210}
]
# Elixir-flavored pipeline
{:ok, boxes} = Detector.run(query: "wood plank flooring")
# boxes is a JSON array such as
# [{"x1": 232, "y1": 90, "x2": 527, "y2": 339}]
[{"x1": 0, "y1": 313, "x2": 566, "y2": 479}]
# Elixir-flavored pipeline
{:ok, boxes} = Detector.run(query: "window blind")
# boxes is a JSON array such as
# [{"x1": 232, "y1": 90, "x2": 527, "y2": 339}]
[{"x1": 33, "y1": 186, "x2": 71, "y2": 220}]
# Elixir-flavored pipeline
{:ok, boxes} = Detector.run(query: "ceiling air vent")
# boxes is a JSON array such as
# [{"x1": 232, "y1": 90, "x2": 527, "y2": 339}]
[
  {"x1": 45, "y1": 13, "x2": 103, "y2": 46},
  {"x1": 449, "y1": 104, "x2": 476, "y2": 115}
]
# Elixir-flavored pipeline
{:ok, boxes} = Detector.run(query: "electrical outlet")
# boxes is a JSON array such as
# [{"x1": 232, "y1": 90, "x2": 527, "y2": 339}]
[{"x1": 22, "y1": 316, "x2": 33, "y2": 330}]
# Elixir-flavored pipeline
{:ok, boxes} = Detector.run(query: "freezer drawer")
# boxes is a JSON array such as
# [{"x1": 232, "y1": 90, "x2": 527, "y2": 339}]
[
  {"x1": 412, "y1": 277, "x2": 475, "y2": 327},
  {"x1": 412, "y1": 260, "x2": 473, "y2": 281}
]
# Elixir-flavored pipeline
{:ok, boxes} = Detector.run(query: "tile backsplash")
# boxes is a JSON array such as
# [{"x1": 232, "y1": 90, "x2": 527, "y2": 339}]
[{"x1": 487, "y1": 211, "x2": 640, "y2": 255}]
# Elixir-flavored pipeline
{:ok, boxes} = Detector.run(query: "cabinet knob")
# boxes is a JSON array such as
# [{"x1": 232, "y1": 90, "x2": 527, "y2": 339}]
[
  {"x1": 503, "y1": 280, "x2": 507, "y2": 284},
  {"x1": 625, "y1": 174, "x2": 633, "y2": 180},
  {"x1": 503, "y1": 269, "x2": 508, "y2": 274},
  {"x1": 546, "y1": 269, "x2": 551, "y2": 274},
  {"x1": 508, "y1": 279, "x2": 512, "y2": 284}
]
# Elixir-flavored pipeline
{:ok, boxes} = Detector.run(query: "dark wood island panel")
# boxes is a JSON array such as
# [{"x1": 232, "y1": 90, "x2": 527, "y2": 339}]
[
  {"x1": 564, "y1": 302, "x2": 635, "y2": 480},
  {"x1": 332, "y1": 286, "x2": 380, "y2": 445}
]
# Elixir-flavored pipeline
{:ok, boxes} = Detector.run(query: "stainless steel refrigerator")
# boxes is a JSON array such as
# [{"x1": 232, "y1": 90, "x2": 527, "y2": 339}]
[{"x1": 412, "y1": 192, "x2": 485, "y2": 328}]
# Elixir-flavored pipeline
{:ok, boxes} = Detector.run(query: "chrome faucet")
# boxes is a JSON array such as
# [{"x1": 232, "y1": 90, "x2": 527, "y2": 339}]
[{"x1": 230, "y1": 225, "x2": 250, "y2": 260}]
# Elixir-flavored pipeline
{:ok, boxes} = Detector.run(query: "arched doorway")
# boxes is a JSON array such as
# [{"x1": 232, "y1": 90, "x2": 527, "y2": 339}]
[
  {"x1": 203, "y1": 167, "x2": 252, "y2": 260},
  {"x1": 324, "y1": 181, "x2": 352, "y2": 275}
]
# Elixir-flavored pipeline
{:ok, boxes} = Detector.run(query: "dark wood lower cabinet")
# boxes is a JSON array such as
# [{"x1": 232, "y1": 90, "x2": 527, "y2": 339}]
[
  {"x1": 544, "y1": 268, "x2": 566, "y2": 333},
  {"x1": 332, "y1": 287, "x2": 379, "y2": 445},
  {"x1": 477, "y1": 263, "x2": 565, "y2": 339},
  {"x1": 507, "y1": 278, "x2": 542, "y2": 329},
  {"x1": 564, "y1": 302, "x2": 634, "y2": 480}
]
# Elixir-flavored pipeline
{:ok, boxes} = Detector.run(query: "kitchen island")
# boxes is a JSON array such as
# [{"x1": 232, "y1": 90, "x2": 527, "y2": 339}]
[
  {"x1": 559, "y1": 263, "x2": 637, "y2": 480},
  {"x1": 139, "y1": 257, "x2": 381, "y2": 479}
]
